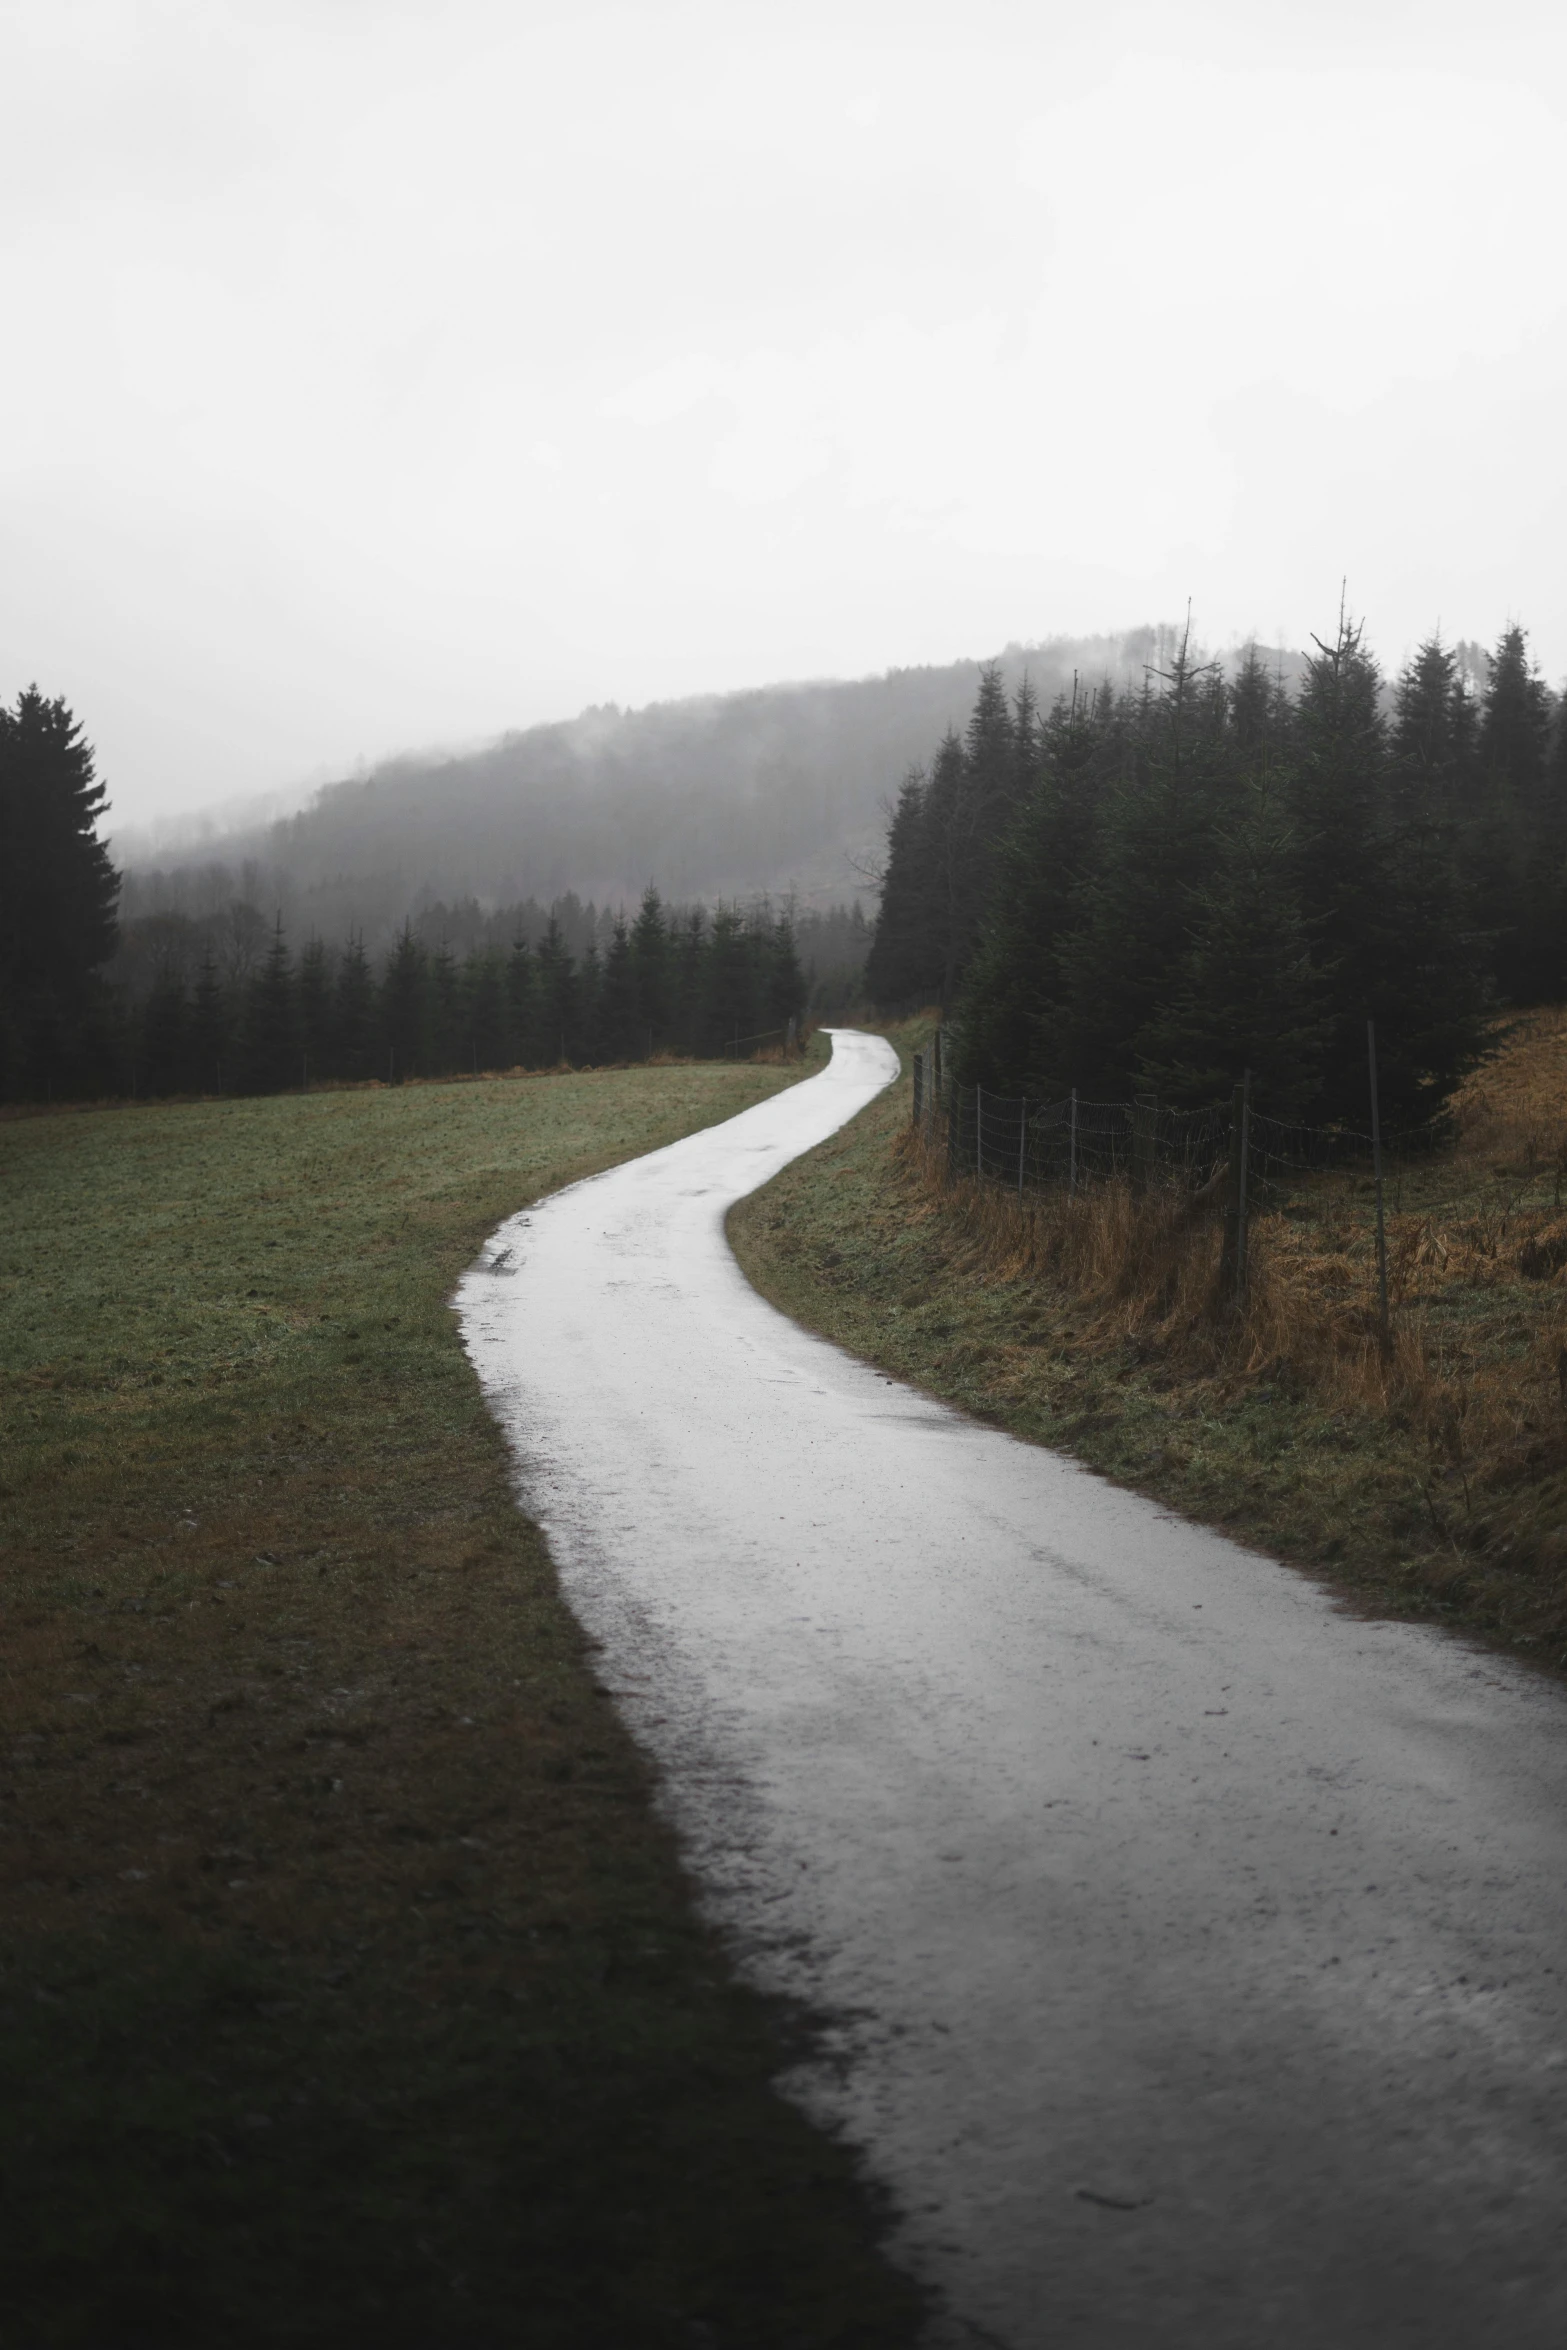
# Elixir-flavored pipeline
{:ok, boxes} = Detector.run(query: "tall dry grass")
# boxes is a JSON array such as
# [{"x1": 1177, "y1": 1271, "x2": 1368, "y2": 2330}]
[{"x1": 908, "y1": 1010, "x2": 1567, "y2": 1578}]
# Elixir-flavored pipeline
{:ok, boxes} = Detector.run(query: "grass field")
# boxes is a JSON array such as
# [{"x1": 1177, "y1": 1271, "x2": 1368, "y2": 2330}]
[
  {"x1": 0, "y1": 1054, "x2": 921, "y2": 2348},
  {"x1": 730, "y1": 1015, "x2": 1567, "y2": 1672}
]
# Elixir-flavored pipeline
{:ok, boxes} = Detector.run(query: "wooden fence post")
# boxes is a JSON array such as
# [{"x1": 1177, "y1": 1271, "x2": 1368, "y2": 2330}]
[
  {"x1": 912, "y1": 1050, "x2": 924, "y2": 1127},
  {"x1": 1132, "y1": 1093, "x2": 1157, "y2": 1196},
  {"x1": 1069, "y1": 1088, "x2": 1078, "y2": 1199},
  {"x1": 1235, "y1": 1071, "x2": 1251, "y2": 1300},
  {"x1": 1368, "y1": 1020, "x2": 1390, "y2": 1352},
  {"x1": 1220, "y1": 1083, "x2": 1246, "y2": 1294}
]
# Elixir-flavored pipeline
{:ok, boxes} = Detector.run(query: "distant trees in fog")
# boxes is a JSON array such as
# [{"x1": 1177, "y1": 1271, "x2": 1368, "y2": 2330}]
[
  {"x1": 92, "y1": 890, "x2": 808, "y2": 1100},
  {"x1": 868, "y1": 618, "x2": 1567, "y2": 1126}
]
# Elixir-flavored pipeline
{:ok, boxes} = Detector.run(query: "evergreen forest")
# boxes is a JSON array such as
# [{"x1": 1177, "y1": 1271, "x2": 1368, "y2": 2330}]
[
  {"x1": 866, "y1": 618, "x2": 1567, "y2": 1127},
  {"x1": 0, "y1": 685, "x2": 811, "y2": 1102}
]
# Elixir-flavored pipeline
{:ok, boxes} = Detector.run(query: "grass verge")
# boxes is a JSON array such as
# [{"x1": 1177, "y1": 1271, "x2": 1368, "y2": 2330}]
[
  {"x1": 728, "y1": 1017, "x2": 1567, "y2": 1673},
  {"x1": 1, "y1": 1051, "x2": 921, "y2": 2348}
]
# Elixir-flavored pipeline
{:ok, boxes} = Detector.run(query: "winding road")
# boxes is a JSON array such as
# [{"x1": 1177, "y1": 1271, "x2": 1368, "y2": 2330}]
[{"x1": 457, "y1": 1030, "x2": 1567, "y2": 2348}]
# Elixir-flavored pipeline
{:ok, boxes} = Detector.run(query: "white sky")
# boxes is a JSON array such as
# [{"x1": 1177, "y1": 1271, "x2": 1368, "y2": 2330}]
[{"x1": 4, "y1": 0, "x2": 1565, "y2": 831}]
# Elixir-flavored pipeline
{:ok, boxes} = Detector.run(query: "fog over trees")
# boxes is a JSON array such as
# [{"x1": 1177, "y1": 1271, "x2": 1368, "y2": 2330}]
[{"x1": 113, "y1": 634, "x2": 1177, "y2": 955}]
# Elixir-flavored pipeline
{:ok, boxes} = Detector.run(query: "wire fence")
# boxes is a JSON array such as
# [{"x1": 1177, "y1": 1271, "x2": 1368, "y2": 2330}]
[{"x1": 907, "y1": 1025, "x2": 1484, "y2": 1328}]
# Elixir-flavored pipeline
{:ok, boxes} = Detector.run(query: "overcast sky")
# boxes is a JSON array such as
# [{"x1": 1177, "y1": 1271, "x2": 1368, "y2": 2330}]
[{"x1": 4, "y1": 0, "x2": 1565, "y2": 833}]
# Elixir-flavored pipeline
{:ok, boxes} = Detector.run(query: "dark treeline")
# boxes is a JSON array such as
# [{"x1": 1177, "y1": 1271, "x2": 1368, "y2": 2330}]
[
  {"x1": 124, "y1": 891, "x2": 807, "y2": 1096},
  {"x1": 109, "y1": 890, "x2": 867, "y2": 1033},
  {"x1": 867, "y1": 618, "x2": 1567, "y2": 1127},
  {"x1": 0, "y1": 683, "x2": 813, "y2": 1102}
]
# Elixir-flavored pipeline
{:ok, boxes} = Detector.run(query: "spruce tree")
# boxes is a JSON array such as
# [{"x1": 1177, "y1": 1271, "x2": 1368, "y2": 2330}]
[
  {"x1": 190, "y1": 951, "x2": 230, "y2": 1095},
  {"x1": 764, "y1": 907, "x2": 807, "y2": 1039},
  {"x1": 380, "y1": 925, "x2": 428, "y2": 1082},
  {"x1": 504, "y1": 934, "x2": 534, "y2": 1065},
  {"x1": 703, "y1": 905, "x2": 757, "y2": 1054},
  {"x1": 429, "y1": 942, "x2": 463, "y2": 1073},
  {"x1": 242, "y1": 919, "x2": 300, "y2": 1093},
  {"x1": 629, "y1": 886, "x2": 671, "y2": 1051},
  {"x1": 0, "y1": 688, "x2": 120, "y2": 1097},
  {"x1": 531, "y1": 919, "x2": 577, "y2": 1065},
  {"x1": 1136, "y1": 782, "x2": 1331, "y2": 1115},
  {"x1": 297, "y1": 938, "x2": 334, "y2": 1082},
  {"x1": 863, "y1": 767, "x2": 939, "y2": 1010},
  {"x1": 1475, "y1": 626, "x2": 1557, "y2": 999},
  {"x1": 466, "y1": 951, "x2": 510, "y2": 1072},
  {"x1": 599, "y1": 917, "x2": 640, "y2": 1060},
  {"x1": 1285, "y1": 609, "x2": 1394, "y2": 1116},
  {"x1": 670, "y1": 910, "x2": 707, "y2": 1054},
  {"x1": 0, "y1": 688, "x2": 119, "y2": 1005},
  {"x1": 1055, "y1": 640, "x2": 1229, "y2": 1097},
  {"x1": 333, "y1": 933, "x2": 377, "y2": 1080},
  {"x1": 957, "y1": 682, "x2": 1111, "y2": 1093}
]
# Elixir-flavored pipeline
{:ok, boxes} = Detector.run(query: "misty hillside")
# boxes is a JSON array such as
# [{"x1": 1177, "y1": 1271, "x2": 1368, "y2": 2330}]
[{"x1": 117, "y1": 632, "x2": 1183, "y2": 951}]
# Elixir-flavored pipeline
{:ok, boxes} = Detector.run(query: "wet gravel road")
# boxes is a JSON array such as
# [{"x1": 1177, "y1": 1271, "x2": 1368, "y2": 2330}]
[{"x1": 457, "y1": 1030, "x2": 1567, "y2": 2348}]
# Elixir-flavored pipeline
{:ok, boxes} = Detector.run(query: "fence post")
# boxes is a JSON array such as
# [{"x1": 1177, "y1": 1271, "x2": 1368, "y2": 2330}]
[
  {"x1": 1367, "y1": 1019, "x2": 1391, "y2": 1353},
  {"x1": 912, "y1": 1050, "x2": 924, "y2": 1127},
  {"x1": 1235, "y1": 1070, "x2": 1251, "y2": 1300},
  {"x1": 1132, "y1": 1093, "x2": 1157, "y2": 1196},
  {"x1": 1220, "y1": 1082, "x2": 1247, "y2": 1295},
  {"x1": 975, "y1": 1083, "x2": 984, "y2": 1180},
  {"x1": 1069, "y1": 1087, "x2": 1078, "y2": 1199},
  {"x1": 933, "y1": 1026, "x2": 944, "y2": 1097},
  {"x1": 1017, "y1": 1098, "x2": 1027, "y2": 1197}
]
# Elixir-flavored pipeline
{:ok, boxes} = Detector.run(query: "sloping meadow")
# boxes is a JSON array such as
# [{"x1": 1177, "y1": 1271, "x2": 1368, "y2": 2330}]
[{"x1": 0, "y1": 1054, "x2": 919, "y2": 2349}]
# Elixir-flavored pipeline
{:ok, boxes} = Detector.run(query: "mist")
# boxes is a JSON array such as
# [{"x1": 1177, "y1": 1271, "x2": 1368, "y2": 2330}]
[{"x1": 5, "y1": 0, "x2": 1565, "y2": 834}]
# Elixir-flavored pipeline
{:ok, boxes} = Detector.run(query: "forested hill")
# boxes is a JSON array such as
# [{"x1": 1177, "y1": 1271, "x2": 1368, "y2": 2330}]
[{"x1": 117, "y1": 632, "x2": 1169, "y2": 946}]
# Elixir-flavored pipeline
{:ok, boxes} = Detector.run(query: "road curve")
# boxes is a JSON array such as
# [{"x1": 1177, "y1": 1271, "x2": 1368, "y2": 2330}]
[{"x1": 457, "y1": 1030, "x2": 1567, "y2": 2348}]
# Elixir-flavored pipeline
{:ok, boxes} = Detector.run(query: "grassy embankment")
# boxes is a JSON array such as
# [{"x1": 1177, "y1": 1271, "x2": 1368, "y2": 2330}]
[
  {"x1": 731, "y1": 1013, "x2": 1567, "y2": 1669},
  {"x1": 0, "y1": 1049, "x2": 921, "y2": 2349}
]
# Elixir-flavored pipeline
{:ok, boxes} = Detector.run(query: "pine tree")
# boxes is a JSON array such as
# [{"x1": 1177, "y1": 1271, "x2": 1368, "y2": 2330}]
[
  {"x1": 629, "y1": 886, "x2": 671, "y2": 1052},
  {"x1": 598, "y1": 917, "x2": 640, "y2": 1061},
  {"x1": 0, "y1": 688, "x2": 119, "y2": 1003},
  {"x1": 957, "y1": 682, "x2": 1111, "y2": 1092},
  {"x1": 504, "y1": 934, "x2": 534, "y2": 1065},
  {"x1": 190, "y1": 951, "x2": 230, "y2": 1095},
  {"x1": 1136, "y1": 782, "x2": 1332, "y2": 1114},
  {"x1": 242, "y1": 919, "x2": 300, "y2": 1093},
  {"x1": 1391, "y1": 638, "x2": 1465, "y2": 821},
  {"x1": 863, "y1": 767, "x2": 938, "y2": 1010},
  {"x1": 298, "y1": 938, "x2": 334, "y2": 1083},
  {"x1": 0, "y1": 687, "x2": 120, "y2": 1097},
  {"x1": 465, "y1": 951, "x2": 510, "y2": 1072},
  {"x1": 764, "y1": 907, "x2": 807, "y2": 1039},
  {"x1": 702, "y1": 905, "x2": 761, "y2": 1054},
  {"x1": 531, "y1": 919, "x2": 576, "y2": 1065},
  {"x1": 1474, "y1": 626, "x2": 1557, "y2": 1000},
  {"x1": 670, "y1": 910, "x2": 707, "y2": 1054},
  {"x1": 1285, "y1": 608, "x2": 1395, "y2": 1116},
  {"x1": 380, "y1": 925, "x2": 428, "y2": 1082},
  {"x1": 429, "y1": 943, "x2": 463, "y2": 1073},
  {"x1": 333, "y1": 933, "x2": 377, "y2": 1080},
  {"x1": 1054, "y1": 639, "x2": 1229, "y2": 1097}
]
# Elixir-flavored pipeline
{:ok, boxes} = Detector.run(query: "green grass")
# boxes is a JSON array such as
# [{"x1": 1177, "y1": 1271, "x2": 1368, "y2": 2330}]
[
  {"x1": 728, "y1": 1026, "x2": 1567, "y2": 1672},
  {"x1": 0, "y1": 1052, "x2": 921, "y2": 2348}
]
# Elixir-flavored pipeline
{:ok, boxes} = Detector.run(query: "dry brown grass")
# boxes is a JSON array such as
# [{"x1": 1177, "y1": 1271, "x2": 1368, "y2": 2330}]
[
  {"x1": 731, "y1": 1012, "x2": 1567, "y2": 1670},
  {"x1": 904, "y1": 1011, "x2": 1567, "y2": 1624}
]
